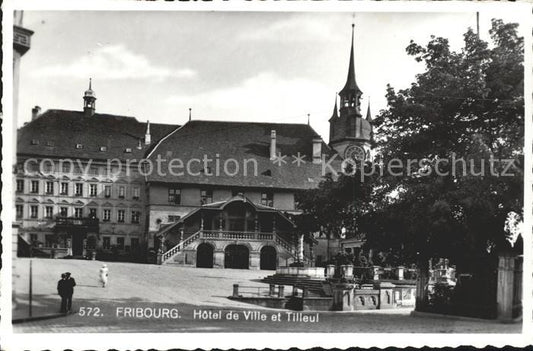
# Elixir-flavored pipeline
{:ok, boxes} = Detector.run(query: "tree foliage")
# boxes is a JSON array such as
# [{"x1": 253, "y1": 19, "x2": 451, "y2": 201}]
[
  {"x1": 296, "y1": 19, "x2": 524, "y2": 269},
  {"x1": 368, "y1": 19, "x2": 524, "y2": 267}
]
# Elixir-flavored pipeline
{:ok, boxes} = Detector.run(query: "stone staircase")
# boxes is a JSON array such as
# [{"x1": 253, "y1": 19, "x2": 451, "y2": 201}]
[{"x1": 160, "y1": 230, "x2": 299, "y2": 266}]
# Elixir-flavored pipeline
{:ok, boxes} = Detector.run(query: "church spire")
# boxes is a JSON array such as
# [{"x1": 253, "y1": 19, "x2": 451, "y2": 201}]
[
  {"x1": 328, "y1": 94, "x2": 339, "y2": 122},
  {"x1": 339, "y1": 23, "x2": 362, "y2": 97},
  {"x1": 365, "y1": 99, "x2": 373, "y2": 122}
]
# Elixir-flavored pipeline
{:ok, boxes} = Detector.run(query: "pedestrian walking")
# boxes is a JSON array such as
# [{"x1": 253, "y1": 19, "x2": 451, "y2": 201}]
[
  {"x1": 64, "y1": 272, "x2": 76, "y2": 313},
  {"x1": 57, "y1": 273, "x2": 68, "y2": 313},
  {"x1": 99, "y1": 264, "x2": 109, "y2": 288}
]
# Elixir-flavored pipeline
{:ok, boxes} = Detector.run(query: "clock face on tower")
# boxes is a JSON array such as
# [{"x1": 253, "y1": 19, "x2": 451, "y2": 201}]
[{"x1": 344, "y1": 145, "x2": 365, "y2": 161}]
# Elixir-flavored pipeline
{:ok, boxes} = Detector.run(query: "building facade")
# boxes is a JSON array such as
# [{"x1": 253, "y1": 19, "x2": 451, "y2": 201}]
[{"x1": 15, "y1": 24, "x2": 373, "y2": 268}]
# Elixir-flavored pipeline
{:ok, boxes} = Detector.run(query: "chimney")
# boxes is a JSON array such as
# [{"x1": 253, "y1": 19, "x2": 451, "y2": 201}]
[
  {"x1": 312, "y1": 137, "x2": 322, "y2": 164},
  {"x1": 145, "y1": 120, "x2": 151, "y2": 145},
  {"x1": 31, "y1": 106, "x2": 41, "y2": 120},
  {"x1": 270, "y1": 130, "x2": 276, "y2": 160}
]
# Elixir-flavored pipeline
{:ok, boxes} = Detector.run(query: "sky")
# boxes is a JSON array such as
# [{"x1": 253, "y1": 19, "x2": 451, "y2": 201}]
[{"x1": 17, "y1": 10, "x2": 527, "y2": 142}]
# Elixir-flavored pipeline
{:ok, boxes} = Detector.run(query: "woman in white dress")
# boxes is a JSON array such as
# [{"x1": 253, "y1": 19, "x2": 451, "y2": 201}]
[{"x1": 99, "y1": 264, "x2": 109, "y2": 288}]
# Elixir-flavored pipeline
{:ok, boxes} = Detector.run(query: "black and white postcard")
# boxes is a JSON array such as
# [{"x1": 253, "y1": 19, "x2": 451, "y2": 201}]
[{"x1": 1, "y1": 1, "x2": 531, "y2": 349}]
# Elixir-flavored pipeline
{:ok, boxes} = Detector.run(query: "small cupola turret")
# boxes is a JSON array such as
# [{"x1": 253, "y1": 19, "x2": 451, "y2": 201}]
[{"x1": 83, "y1": 78, "x2": 96, "y2": 116}]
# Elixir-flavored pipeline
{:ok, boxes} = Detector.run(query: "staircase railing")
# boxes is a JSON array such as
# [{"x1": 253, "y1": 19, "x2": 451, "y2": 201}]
[
  {"x1": 274, "y1": 234, "x2": 296, "y2": 256},
  {"x1": 161, "y1": 230, "x2": 201, "y2": 263},
  {"x1": 161, "y1": 230, "x2": 300, "y2": 264}
]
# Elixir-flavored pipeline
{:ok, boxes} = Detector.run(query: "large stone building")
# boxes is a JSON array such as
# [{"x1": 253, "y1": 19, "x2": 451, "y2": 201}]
[{"x1": 15, "y1": 24, "x2": 373, "y2": 268}]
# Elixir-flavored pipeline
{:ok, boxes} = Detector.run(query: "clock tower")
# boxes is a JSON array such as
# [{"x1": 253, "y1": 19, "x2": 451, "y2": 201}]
[{"x1": 329, "y1": 24, "x2": 374, "y2": 161}]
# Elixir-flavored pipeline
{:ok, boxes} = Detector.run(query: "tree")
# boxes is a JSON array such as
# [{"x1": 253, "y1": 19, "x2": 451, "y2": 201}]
[{"x1": 368, "y1": 19, "x2": 523, "y2": 308}]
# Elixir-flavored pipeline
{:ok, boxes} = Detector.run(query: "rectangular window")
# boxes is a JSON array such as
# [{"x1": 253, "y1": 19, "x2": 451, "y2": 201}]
[
  {"x1": 168, "y1": 215, "x2": 181, "y2": 223},
  {"x1": 60, "y1": 207, "x2": 68, "y2": 217},
  {"x1": 30, "y1": 233, "x2": 38, "y2": 242},
  {"x1": 16, "y1": 205, "x2": 23, "y2": 219},
  {"x1": 117, "y1": 209, "x2": 125, "y2": 223},
  {"x1": 201, "y1": 189, "x2": 213, "y2": 205},
  {"x1": 90, "y1": 184, "x2": 97, "y2": 197},
  {"x1": 168, "y1": 187, "x2": 181, "y2": 205},
  {"x1": 130, "y1": 238, "x2": 139, "y2": 250},
  {"x1": 103, "y1": 237, "x2": 111, "y2": 250},
  {"x1": 103, "y1": 209, "x2": 111, "y2": 222},
  {"x1": 119, "y1": 186, "x2": 125, "y2": 199},
  {"x1": 45, "y1": 206, "x2": 53, "y2": 219},
  {"x1": 60, "y1": 182, "x2": 69, "y2": 195},
  {"x1": 30, "y1": 205, "x2": 38, "y2": 219},
  {"x1": 75, "y1": 183, "x2": 83, "y2": 196},
  {"x1": 133, "y1": 187, "x2": 140, "y2": 200},
  {"x1": 31, "y1": 180, "x2": 39, "y2": 194},
  {"x1": 131, "y1": 211, "x2": 141, "y2": 224},
  {"x1": 116, "y1": 237, "x2": 125, "y2": 250},
  {"x1": 261, "y1": 192, "x2": 274, "y2": 207},
  {"x1": 74, "y1": 208, "x2": 83, "y2": 218},
  {"x1": 89, "y1": 208, "x2": 97, "y2": 218},
  {"x1": 46, "y1": 181, "x2": 54, "y2": 195},
  {"x1": 104, "y1": 185, "x2": 111, "y2": 198},
  {"x1": 16, "y1": 180, "x2": 24, "y2": 193}
]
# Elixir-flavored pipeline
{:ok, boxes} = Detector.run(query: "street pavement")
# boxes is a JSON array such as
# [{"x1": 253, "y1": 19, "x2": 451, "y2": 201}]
[{"x1": 12, "y1": 258, "x2": 521, "y2": 333}]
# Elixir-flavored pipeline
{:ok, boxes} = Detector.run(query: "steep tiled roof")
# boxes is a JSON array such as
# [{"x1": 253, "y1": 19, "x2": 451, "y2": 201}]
[
  {"x1": 146, "y1": 120, "x2": 339, "y2": 190},
  {"x1": 17, "y1": 109, "x2": 178, "y2": 161}
]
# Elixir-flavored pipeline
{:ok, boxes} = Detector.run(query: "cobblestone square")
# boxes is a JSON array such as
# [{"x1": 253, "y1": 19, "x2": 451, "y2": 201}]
[{"x1": 12, "y1": 258, "x2": 521, "y2": 333}]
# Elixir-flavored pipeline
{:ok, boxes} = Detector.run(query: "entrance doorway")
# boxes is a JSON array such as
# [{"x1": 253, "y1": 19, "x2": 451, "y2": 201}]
[
  {"x1": 72, "y1": 233, "x2": 84, "y2": 256},
  {"x1": 224, "y1": 245, "x2": 249, "y2": 269},
  {"x1": 196, "y1": 243, "x2": 214, "y2": 268},
  {"x1": 260, "y1": 246, "x2": 277, "y2": 270}
]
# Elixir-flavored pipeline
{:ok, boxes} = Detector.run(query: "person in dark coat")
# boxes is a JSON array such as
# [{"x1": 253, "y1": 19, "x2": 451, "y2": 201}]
[
  {"x1": 64, "y1": 272, "x2": 76, "y2": 313},
  {"x1": 57, "y1": 273, "x2": 68, "y2": 313}
]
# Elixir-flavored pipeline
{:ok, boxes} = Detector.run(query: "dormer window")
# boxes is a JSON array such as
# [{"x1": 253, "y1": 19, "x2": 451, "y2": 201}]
[
  {"x1": 76, "y1": 144, "x2": 83, "y2": 149},
  {"x1": 46, "y1": 141, "x2": 54, "y2": 147},
  {"x1": 124, "y1": 148, "x2": 132, "y2": 153},
  {"x1": 31, "y1": 139, "x2": 39, "y2": 145},
  {"x1": 100, "y1": 146, "x2": 107, "y2": 152}
]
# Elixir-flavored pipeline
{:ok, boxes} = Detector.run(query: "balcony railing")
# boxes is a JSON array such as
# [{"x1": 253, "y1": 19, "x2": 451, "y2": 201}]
[
  {"x1": 55, "y1": 217, "x2": 99, "y2": 232},
  {"x1": 200, "y1": 230, "x2": 276, "y2": 241}
]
